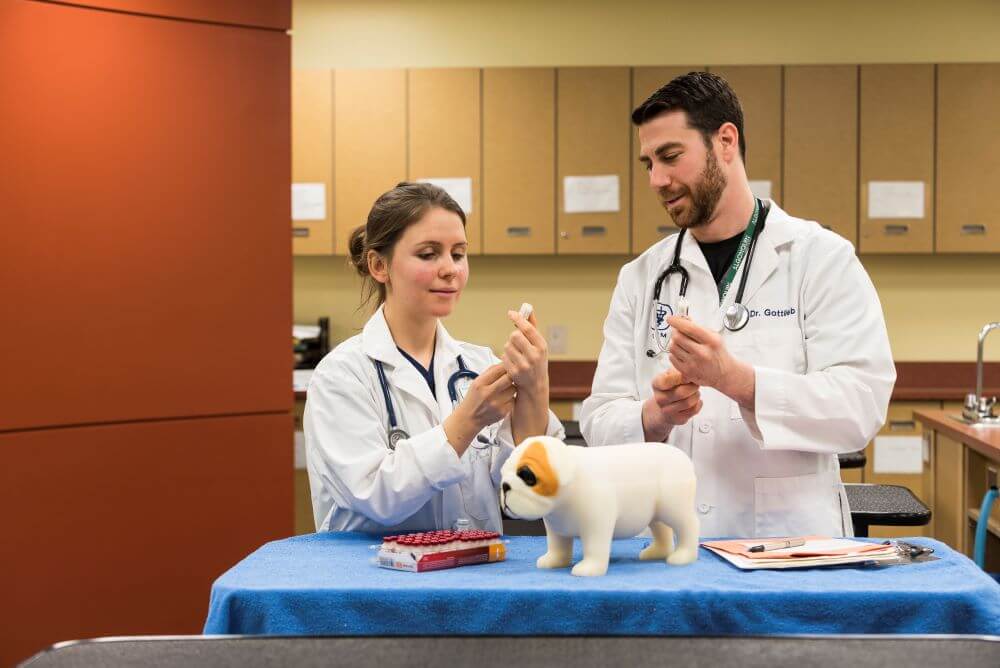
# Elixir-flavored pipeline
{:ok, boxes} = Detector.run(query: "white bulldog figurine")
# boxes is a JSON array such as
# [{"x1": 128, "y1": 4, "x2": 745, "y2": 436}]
[{"x1": 500, "y1": 436, "x2": 699, "y2": 577}]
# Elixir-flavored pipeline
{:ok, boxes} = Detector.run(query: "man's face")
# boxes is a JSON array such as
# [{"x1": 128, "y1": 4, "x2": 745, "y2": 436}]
[{"x1": 637, "y1": 110, "x2": 727, "y2": 230}]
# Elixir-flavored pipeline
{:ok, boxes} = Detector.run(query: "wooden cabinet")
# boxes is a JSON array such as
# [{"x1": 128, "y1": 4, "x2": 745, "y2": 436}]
[
  {"x1": 408, "y1": 69, "x2": 483, "y2": 254},
  {"x1": 333, "y1": 69, "x2": 407, "y2": 254},
  {"x1": 784, "y1": 66, "x2": 858, "y2": 245},
  {"x1": 708, "y1": 65, "x2": 783, "y2": 205},
  {"x1": 630, "y1": 67, "x2": 700, "y2": 254},
  {"x1": 557, "y1": 67, "x2": 631, "y2": 254},
  {"x1": 933, "y1": 432, "x2": 967, "y2": 551},
  {"x1": 862, "y1": 401, "x2": 937, "y2": 537},
  {"x1": 483, "y1": 68, "x2": 556, "y2": 254},
  {"x1": 859, "y1": 65, "x2": 935, "y2": 254},
  {"x1": 292, "y1": 70, "x2": 334, "y2": 254},
  {"x1": 937, "y1": 64, "x2": 1000, "y2": 253}
]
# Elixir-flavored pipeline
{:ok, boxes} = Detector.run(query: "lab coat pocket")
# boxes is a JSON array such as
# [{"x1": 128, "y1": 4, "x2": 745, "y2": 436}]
[
  {"x1": 458, "y1": 447, "x2": 497, "y2": 522},
  {"x1": 751, "y1": 328, "x2": 806, "y2": 374},
  {"x1": 754, "y1": 472, "x2": 842, "y2": 537}
]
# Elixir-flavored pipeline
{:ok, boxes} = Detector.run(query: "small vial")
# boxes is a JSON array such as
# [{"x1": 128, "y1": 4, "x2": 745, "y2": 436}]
[
  {"x1": 676, "y1": 296, "x2": 690, "y2": 319},
  {"x1": 454, "y1": 517, "x2": 471, "y2": 532}
]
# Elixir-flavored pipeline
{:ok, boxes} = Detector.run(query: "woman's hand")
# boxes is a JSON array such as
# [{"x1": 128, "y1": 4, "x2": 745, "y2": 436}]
[
  {"x1": 501, "y1": 309, "x2": 549, "y2": 394},
  {"x1": 502, "y1": 309, "x2": 551, "y2": 443},
  {"x1": 443, "y1": 363, "x2": 515, "y2": 454}
]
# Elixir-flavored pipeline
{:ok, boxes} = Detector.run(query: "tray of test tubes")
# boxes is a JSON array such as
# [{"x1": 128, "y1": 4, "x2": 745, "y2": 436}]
[{"x1": 376, "y1": 530, "x2": 506, "y2": 572}]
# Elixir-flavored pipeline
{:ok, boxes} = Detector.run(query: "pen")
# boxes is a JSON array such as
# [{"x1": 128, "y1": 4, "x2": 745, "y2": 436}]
[{"x1": 747, "y1": 538, "x2": 806, "y2": 553}]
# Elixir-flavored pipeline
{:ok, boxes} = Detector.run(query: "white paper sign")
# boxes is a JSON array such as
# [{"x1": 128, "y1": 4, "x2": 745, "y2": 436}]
[
  {"x1": 418, "y1": 177, "x2": 473, "y2": 214},
  {"x1": 874, "y1": 435, "x2": 924, "y2": 474},
  {"x1": 292, "y1": 183, "x2": 327, "y2": 221},
  {"x1": 868, "y1": 181, "x2": 924, "y2": 219},
  {"x1": 748, "y1": 180, "x2": 772, "y2": 200},
  {"x1": 564, "y1": 175, "x2": 620, "y2": 213},
  {"x1": 293, "y1": 368, "x2": 314, "y2": 393}
]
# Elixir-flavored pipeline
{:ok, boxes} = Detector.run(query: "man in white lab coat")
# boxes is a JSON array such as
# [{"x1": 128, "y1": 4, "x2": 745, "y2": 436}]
[{"x1": 580, "y1": 72, "x2": 895, "y2": 537}]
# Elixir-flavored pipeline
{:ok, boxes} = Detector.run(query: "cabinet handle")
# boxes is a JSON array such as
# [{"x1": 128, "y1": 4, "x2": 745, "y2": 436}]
[
  {"x1": 657, "y1": 225, "x2": 679, "y2": 235},
  {"x1": 506, "y1": 227, "x2": 531, "y2": 237},
  {"x1": 582, "y1": 226, "x2": 607, "y2": 237},
  {"x1": 889, "y1": 420, "x2": 916, "y2": 431},
  {"x1": 292, "y1": 228, "x2": 310, "y2": 238},
  {"x1": 883, "y1": 224, "x2": 909, "y2": 236},
  {"x1": 961, "y1": 224, "x2": 987, "y2": 235},
  {"x1": 559, "y1": 231, "x2": 569, "y2": 239}
]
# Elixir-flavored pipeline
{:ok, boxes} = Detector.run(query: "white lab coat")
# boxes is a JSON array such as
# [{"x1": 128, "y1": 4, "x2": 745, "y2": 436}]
[
  {"x1": 580, "y1": 201, "x2": 895, "y2": 538},
  {"x1": 305, "y1": 306, "x2": 565, "y2": 534}
]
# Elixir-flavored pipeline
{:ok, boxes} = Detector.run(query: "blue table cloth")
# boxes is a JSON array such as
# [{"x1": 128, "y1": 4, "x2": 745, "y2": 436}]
[{"x1": 204, "y1": 532, "x2": 1000, "y2": 636}]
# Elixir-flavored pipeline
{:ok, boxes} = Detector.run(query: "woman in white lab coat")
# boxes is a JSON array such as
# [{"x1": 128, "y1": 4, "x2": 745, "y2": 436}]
[
  {"x1": 305, "y1": 182, "x2": 564, "y2": 533},
  {"x1": 581, "y1": 72, "x2": 896, "y2": 538}
]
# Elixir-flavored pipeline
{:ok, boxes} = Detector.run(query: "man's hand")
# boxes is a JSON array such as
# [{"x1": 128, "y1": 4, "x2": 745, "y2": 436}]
[
  {"x1": 642, "y1": 368, "x2": 702, "y2": 441},
  {"x1": 665, "y1": 315, "x2": 756, "y2": 410}
]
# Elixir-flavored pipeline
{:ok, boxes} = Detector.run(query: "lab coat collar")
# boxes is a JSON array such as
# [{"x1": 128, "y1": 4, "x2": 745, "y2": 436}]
[
  {"x1": 362, "y1": 306, "x2": 464, "y2": 416},
  {"x1": 729, "y1": 200, "x2": 798, "y2": 310}
]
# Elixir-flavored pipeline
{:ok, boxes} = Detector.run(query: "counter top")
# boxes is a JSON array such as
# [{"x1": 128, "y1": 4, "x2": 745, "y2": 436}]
[
  {"x1": 914, "y1": 409, "x2": 1000, "y2": 461},
  {"x1": 295, "y1": 361, "x2": 999, "y2": 403}
]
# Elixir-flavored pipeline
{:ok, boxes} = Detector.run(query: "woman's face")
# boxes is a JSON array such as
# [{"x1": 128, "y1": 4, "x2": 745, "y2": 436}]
[{"x1": 379, "y1": 206, "x2": 469, "y2": 319}]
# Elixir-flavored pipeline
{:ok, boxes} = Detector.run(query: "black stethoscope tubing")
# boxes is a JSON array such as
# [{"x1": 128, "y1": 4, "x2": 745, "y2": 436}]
[
  {"x1": 651, "y1": 199, "x2": 767, "y2": 335},
  {"x1": 375, "y1": 355, "x2": 479, "y2": 451}
]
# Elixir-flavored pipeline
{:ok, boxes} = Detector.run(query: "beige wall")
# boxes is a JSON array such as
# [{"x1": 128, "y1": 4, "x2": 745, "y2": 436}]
[
  {"x1": 291, "y1": 0, "x2": 1000, "y2": 362},
  {"x1": 292, "y1": 0, "x2": 1000, "y2": 68}
]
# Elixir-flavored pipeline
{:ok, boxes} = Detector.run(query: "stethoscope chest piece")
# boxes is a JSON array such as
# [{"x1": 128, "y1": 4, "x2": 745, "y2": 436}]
[
  {"x1": 724, "y1": 302, "x2": 750, "y2": 332},
  {"x1": 387, "y1": 426, "x2": 409, "y2": 451}
]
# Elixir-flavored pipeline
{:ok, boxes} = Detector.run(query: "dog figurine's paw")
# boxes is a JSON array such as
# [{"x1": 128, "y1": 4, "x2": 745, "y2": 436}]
[
  {"x1": 571, "y1": 559, "x2": 608, "y2": 577},
  {"x1": 536, "y1": 551, "x2": 572, "y2": 569},
  {"x1": 667, "y1": 546, "x2": 698, "y2": 566}
]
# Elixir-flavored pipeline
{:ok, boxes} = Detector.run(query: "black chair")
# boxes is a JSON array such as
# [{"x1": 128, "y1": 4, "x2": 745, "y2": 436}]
[
  {"x1": 20, "y1": 635, "x2": 1000, "y2": 668},
  {"x1": 845, "y1": 483, "x2": 932, "y2": 537}
]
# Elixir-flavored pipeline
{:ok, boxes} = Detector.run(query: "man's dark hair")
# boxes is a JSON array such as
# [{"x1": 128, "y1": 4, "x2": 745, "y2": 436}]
[{"x1": 631, "y1": 71, "x2": 746, "y2": 162}]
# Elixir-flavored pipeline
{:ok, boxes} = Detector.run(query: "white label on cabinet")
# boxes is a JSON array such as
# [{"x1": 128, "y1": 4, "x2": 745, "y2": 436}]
[
  {"x1": 874, "y1": 435, "x2": 924, "y2": 474},
  {"x1": 418, "y1": 177, "x2": 473, "y2": 214},
  {"x1": 748, "y1": 180, "x2": 772, "y2": 200},
  {"x1": 564, "y1": 175, "x2": 620, "y2": 213},
  {"x1": 292, "y1": 183, "x2": 327, "y2": 221},
  {"x1": 868, "y1": 181, "x2": 924, "y2": 219}
]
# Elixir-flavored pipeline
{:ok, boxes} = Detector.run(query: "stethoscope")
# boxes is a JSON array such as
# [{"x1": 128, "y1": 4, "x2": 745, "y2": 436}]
[
  {"x1": 374, "y1": 355, "x2": 482, "y2": 451},
  {"x1": 646, "y1": 198, "x2": 767, "y2": 358}
]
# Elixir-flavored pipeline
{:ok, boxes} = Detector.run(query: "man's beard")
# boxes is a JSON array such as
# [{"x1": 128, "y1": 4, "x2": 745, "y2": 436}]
[{"x1": 660, "y1": 149, "x2": 727, "y2": 230}]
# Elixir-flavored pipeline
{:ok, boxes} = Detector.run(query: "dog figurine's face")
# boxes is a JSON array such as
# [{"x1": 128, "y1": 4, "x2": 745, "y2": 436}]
[{"x1": 500, "y1": 436, "x2": 577, "y2": 520}]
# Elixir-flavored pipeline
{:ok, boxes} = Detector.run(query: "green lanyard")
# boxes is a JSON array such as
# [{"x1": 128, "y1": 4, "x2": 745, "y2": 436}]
[{"x1": 716, "y1": 198, "x2": 760, "y2": 304}]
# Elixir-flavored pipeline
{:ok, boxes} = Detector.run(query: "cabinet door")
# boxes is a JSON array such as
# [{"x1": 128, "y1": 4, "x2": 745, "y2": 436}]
[
  {"x1": 708, "y1": 66, "x2": 783, "y2": 206},
  {"x1": 784, "y1": 66, "x2": 858, "y2": 245},
  {"x1": 333, "y1": 69, "x2": 407, "y2": 254},
  {"x1": 557, "y1": 67, "x2": 631, "y2": 254},
  {"x1": 631, "y1": 67, "x2": 701, "y2": 254},
  {"x1": 483, "y1": 68, "x2": 555, "y2": 254},
  {"x1": 863, "y1": 401, "x2": 938, "y2": 538},
  {"x1": 859, "y1": 65, "x2": 934, "y2": 254},
  {"x1": 408, "y1": 69, "x2": 482, "y2": 254},
  {"x1": 292, "y1": 70, "x2": 334, "y2": 254},
  {"x1": 937, "y1": 64, "x2": 1000, "y2": 253}
]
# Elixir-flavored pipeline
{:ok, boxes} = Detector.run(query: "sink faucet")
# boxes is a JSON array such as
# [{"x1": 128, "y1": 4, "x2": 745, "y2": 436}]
[{"x1": 963, "y1": 322, "x2": 1000, "y2": 425}]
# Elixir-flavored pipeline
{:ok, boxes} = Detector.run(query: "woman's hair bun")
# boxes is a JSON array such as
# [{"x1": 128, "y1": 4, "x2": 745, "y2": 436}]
[{"x1": 348, "y1": 225, "x2": 368, "y2": 276}]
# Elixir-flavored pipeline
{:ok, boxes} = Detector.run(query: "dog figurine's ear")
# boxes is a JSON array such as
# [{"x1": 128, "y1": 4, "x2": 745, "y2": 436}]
[{"x1": 518, "y1": 436, "x2": 576, "y2": 491}]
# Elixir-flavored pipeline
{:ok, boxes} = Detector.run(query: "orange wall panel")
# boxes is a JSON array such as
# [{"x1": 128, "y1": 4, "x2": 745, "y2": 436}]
[
  {"x1": 0, "y1": 1, "x2": 292, "y2": 431},
  {"x1": 39, "y1": 0, "x2": 290, "y2": 29},
  {"x1": 1, "y1": 414, "x2": 294, "y2": 666}
]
